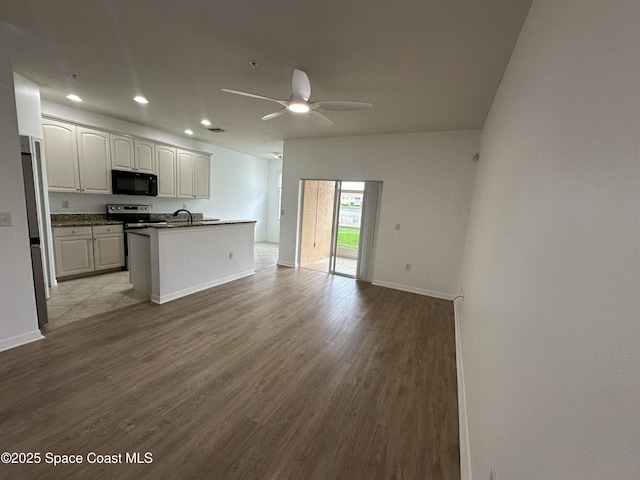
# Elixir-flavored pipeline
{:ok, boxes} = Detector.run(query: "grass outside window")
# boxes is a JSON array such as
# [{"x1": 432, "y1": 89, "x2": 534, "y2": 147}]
[{"x1": 337, "y1": 227, "x2": 360, "y2": 249}]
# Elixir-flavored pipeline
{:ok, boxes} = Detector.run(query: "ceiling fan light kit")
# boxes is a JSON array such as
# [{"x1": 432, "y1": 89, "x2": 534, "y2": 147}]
[
  {"x1": 222, "y1": 69, "x2": 372, "y2": 126},
  {"x1": 288, "y1": 103, "x2": 310, "y2": 113}
]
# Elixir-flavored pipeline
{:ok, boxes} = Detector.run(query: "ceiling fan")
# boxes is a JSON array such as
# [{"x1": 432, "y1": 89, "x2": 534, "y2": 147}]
[{"x1": 222, "y1": 69, "x2": 373, "y2": 126}]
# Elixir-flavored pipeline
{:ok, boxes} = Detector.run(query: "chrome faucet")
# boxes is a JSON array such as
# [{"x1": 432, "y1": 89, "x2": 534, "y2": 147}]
[{"x1": 173, "y1": 208, "x2": 193, "y2": 224}]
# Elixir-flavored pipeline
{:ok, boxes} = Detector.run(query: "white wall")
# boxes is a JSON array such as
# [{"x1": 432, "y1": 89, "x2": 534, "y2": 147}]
[
  {"x1": 210, "y1": 149, "x2": 268, "y2": 241},
  {"x1": 0, "y1": 49, "x2": 42, "y2": 351},
  {"x1": 13, "y1": 73, "x2": 42, "y2": 138},
  {"x1": 41, "y1": 101, "x2": 270, "y2": 241},
  {"x1": 281, "y1": 131, "x2": 479, "y2": 298},
  {"x1": 458, "y1": 1, "x2": 640, "y2": 479},
  {"x1": 266, "y1": 157, "x2": 283, "y2": 243}
]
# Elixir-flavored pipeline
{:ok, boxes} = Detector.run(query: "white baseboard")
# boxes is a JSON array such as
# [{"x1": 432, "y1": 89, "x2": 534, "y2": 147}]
[
  {"x1": 454, "y1": 298, "x2": 472, "y2": 480},
  {"x1": 0, "y1": 330, "x2": 44, "y2": 353},
  {"x1": 371, "y1": 280, "x2": 455, "y2": 300},
  {"x1": 277, "y1": 261, "x2": 296, "y2": 268},
  {"x1": 152, "y1": 270, "x2": 255, "y2": 304}
]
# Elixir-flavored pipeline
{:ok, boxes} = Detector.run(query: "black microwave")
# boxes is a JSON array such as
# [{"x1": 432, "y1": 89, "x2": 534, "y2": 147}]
[{"x1": 111, "y1": 170, "x2": 158, "y2": 196}]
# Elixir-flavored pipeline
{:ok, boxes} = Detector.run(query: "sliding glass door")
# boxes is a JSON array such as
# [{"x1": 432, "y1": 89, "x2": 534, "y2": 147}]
[
  {"x1": 299, "y1": 180, "x2": 380, "y2": 280},
  {"x1": 329, "y1": 182, "x2": 363, "y2": 277}
]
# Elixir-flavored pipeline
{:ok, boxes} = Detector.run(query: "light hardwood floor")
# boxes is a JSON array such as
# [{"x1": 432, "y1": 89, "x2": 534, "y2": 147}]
[{"x1": 0, "y1": 266, "x2": 460, "y2": 480}]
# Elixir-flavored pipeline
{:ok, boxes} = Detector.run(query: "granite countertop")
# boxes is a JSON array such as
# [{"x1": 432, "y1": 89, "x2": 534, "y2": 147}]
[
  {"x1": 146, "y1": 219, "x2": 256, "y2": 229},
  {"x1": 51, "y1": 214, "x2": 123, "y2": 228},
  {"x1": 50, "y1": 214, "x2": 251, "y2": 229}
]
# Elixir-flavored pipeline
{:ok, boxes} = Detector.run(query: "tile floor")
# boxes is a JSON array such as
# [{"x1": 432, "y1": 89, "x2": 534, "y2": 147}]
[
  {"x1": 302, "y1": 256, "x2": 358, "y2": 277},
  {"x1": 45, "y1": 271, "x2": 148, "y2": 330},
  {"x1": 254, "y1": 242, "x2": 279, "y2": 269},
  {"x1": 45, "y1": 242, "x2": 280, "y2": 331}
]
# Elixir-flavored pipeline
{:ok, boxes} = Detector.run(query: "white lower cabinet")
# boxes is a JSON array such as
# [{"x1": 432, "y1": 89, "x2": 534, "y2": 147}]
[
  {"x1": 54, "y1": 225, "x2": 124, "y2": 278},
  {"x1": 92, "y1": 225, "x2": 125, "y2": 271},
  {"x1": 54, "y1": 227, "x2": 94, "y2": 277}
]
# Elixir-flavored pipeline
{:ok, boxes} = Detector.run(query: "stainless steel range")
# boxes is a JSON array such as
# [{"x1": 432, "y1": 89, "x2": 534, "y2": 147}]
[
  {"x1": 106, "y1": 204, "x2": 166, "y2": 268},
  {"x1": 106, "y1": 203, "x2": 167, "y2": 227}
]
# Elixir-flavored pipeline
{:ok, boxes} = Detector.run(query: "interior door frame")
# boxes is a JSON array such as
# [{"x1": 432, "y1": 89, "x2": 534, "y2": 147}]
[{"x1": 328, "y1": 180, "x2": 341, "y2": 276}]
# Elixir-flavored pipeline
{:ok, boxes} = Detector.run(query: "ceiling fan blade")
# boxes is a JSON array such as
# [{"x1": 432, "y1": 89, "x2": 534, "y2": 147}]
[
  {"x1": 261, "y1": 109, "x2": 289, "y2": 121},
  {"x1": 311, "y1": 100, "x2": 373, "y2": 111},
  {"x1": 304, "y1": 110, "x2": 334, "y2": 126},
  {"x1": 292, "y1": 69, "x2": 311, "y2": 101},
  {"x1": 221, "y1": 89, "x2": 288, "y2": 106}
]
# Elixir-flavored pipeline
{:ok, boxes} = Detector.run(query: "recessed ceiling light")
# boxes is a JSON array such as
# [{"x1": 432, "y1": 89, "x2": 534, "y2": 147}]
[
  {"x1": 200, "y1": 119, "x2": 211, "y2": 126},
  {"x1": 185, "y1": 129, "x2": 194, "y2": 135},
  {"x1": 288, "y1": 103, "x2": 310, "y2": 113},
  {"x1": 133, "y1": 96, "x2": 148, "y2": 104},
  {"x1": 66, "y1": 94, "x2": 82, "y2": 102}
]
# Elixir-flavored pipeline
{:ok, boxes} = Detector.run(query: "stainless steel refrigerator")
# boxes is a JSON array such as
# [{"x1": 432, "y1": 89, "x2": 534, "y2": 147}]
[{"x1": 20, "y1": 135, "x2": 48, "y2": 328}]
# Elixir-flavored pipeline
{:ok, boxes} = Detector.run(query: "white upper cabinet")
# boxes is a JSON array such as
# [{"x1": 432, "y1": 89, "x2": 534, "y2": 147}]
[
  {"x1": 42, "y1": 119, "x2": 80, "y2": 192},
  {"x1": 177, "y1": 150, "x2": 210, "y2": 199},
  {"x1": 112, "y1": 136, "x2": 156, "y2": 174},
  {"x1": 177, "y1": 149, "x2": 196, "y2": 198},
  {"x1": 195, "y1": 153, "x2": 211, "y2": 199},
  {"x1": 43, "y1": 119, "x2": 111, "y2": 194},
  {"x1": 110, "y1": 134, "x2": 135, "y2": 171},
  {"x1": 76, "y1": 127, "x2": 111, "y2": 194},
  {"x1": 134, "y1": 140, "x2": 155, "y2": 174},
  {"x1": 42, "y1": 117, "x2": 208, "y2": 198},
  {"x1": 156, "y1": 145, "x2": 177, "y2": 197}
]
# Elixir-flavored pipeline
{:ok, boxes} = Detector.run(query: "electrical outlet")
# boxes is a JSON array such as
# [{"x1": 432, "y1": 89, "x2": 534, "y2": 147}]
[
  {"x1": 0, "y1": 212, "x2": 12, "y2": 226},
  {"x1": 395, "y1": 223, "x2": 401, "y2": 231},
  {"x1": 405, "y1": 263, "x2": 411, "y2": 271},
  {"x1": 149, "y1": 203, "x2": 153, "y2": 209},
  {"x1": 229, "y1": 251, "x2": 234, "y2": 259},
  {"x1": 62, "y1": 200, "x2": 69, "y2": 209},
  {"x1": 182, "y1": 203, "x2": 187, "y2": 209}
]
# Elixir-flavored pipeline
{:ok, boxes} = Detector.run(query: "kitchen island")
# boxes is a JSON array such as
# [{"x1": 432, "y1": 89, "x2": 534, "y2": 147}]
[{"x1": 128, "y1": 220, "x2": 256, "y2": 304}]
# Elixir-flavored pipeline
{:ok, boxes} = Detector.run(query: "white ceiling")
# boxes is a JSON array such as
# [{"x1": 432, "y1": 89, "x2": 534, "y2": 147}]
[{"x1": 1, "y1": 0, "x2": 532, "y2": 159}]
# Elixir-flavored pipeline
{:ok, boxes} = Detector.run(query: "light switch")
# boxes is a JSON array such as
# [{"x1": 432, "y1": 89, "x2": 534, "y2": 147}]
[
  {"x1": 395, "y1": 223, "x2": 401, "y2": 231},
  {"x1": 0, "y1": 212, "x2": 12, "y2": 226}
]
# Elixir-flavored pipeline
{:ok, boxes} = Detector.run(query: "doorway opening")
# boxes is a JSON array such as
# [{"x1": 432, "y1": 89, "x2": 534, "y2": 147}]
[{"x1": 299, "y1": 180, "x2": 381, "y2": 280}]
